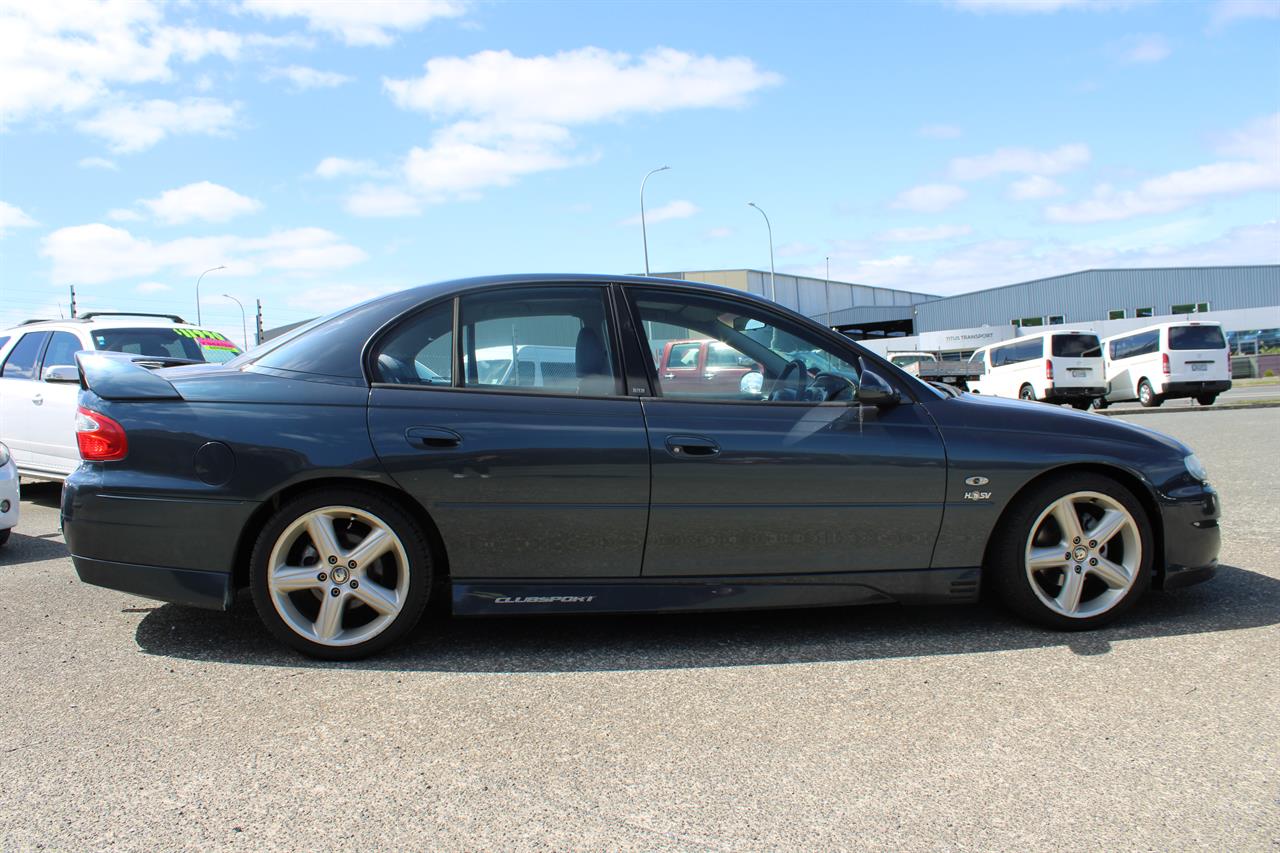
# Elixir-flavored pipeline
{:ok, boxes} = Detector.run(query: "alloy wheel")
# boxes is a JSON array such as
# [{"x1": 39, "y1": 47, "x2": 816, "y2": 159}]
[
  {"x1": 266, "y1": 505, "x2": 410, "y2": 646},
  {"x1": 1023, "y1": 491, "x2": 1141, "y2": 619}
]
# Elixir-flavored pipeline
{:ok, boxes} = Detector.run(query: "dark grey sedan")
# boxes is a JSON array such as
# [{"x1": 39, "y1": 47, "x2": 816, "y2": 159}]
[{"x1": 61, "y1": 275, "x2": 1220, "y2": 659}]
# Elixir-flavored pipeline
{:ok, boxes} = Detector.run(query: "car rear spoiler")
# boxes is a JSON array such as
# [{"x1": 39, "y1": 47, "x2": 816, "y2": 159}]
[{"x1": 75, "y1": 351, "x2": 183, "y2": 401}]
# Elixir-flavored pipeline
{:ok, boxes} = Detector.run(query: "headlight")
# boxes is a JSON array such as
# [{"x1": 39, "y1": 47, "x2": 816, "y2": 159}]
[
  {"x1": 1184, "y1": 453, "x2": 1207, "y2": 482},
  {"x1": 0, "y1": 442, "x2": 9, "y2": 467}
]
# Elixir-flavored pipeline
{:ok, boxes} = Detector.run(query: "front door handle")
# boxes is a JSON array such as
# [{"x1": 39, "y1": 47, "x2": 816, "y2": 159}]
[
  {"x1": 662, "y1": 372, "x2": 676, "y2": 380},
  {"x1": 31, "y1": 393, "x2": 43, "y2": 406},
  {"x1": 665, "y1": 434, "x2": 720, "y2": 459},
  {"x1": 405, "y1": 426, "x2": 462, "y2": 449}
]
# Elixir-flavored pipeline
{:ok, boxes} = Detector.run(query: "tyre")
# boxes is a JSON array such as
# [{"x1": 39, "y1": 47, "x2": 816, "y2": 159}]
[
  {"x1": 1019, "y1": 384, "x2": 1036, "y2": 401},
  {"x1": 249, "y1": 487, "x2": 432, "y2": 660},
  {"x1": 0, "y1": 528, "x2": 9, "y2": 547},
  {"x1": 1070, "y1": 400, "x2": 1091, "y2": 410},
  {"x1": 1196, "y1": 394, "x2": 1217, "y2": 406},
  {"x1": 988, "y1": 472, "x2": 1153, "y2": 630},
  {"x1": 1137, "y1": 379, "x2": 1162, "y2": 408},
  {"x1": 1091, "y1": 396, "x2": 1109, "y2": 410}
]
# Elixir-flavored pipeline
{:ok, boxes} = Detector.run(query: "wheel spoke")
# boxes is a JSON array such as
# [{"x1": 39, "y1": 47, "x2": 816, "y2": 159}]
[
  {"x1": 305, "y1": 512, "x2": 343, "y2": 561},
  {"x1": 346, "y1": 527, "x2": 394, "y2": 568},
  {"x1": 1086, "y1": 509, "x2": 1128, "y2": 548},
  {"x1": 271, "y1": 566, "x2": 322, "y2": 593},
  {"x1": 1056, "y1": 568, "x2": 1085, "y2": 613},
  {"x1": 1090, "y1": 556, "x2": 1130, "y2": 589},
  {"x1": 313, "y1": 593, "x2": 345, "y2": 641},
  {"x1": 1027, "y1": 546, "x2": 1068, "y2": 572},
  {"x1": 351, "y1": 580, "x2": 400, "y2": 616},
  {"x1": 1050, "y1": 498, "x2": 1085, "y2": 544}
]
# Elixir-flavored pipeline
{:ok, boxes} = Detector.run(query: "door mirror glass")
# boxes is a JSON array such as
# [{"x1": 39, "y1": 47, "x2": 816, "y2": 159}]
[
  {"x1": 855, "y1": 363, "x2": 901, "y2": 407},
  {"x1": 42, "y1": 365, "x2": 79, "y2": 383}
]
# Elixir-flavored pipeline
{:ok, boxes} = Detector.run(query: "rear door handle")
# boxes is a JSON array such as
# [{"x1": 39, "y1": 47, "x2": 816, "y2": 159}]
[
  {"x1": 665, "y1": 434, "x2": 720, "y2": 459},
  {"x1": 31, "y1": 393, "x2": 43, "y2": 406},
  {"x1": 405, "y1": 426, "x2": 462, "y2": 449}
]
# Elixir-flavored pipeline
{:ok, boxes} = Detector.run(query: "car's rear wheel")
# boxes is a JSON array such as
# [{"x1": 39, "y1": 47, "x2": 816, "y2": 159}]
[
  {"x1": 1070, "y1": 400, "x2": 1091, "y2": 410},
  {"x1": 1019, "y1": 384, "x2": 1036, "y2": 401},
  {"x1": 1091, "y1": 396, "x2": 1109, "y2": 410},
  {"x1": 249, "y1": 488, "x2": 431, "y2": 660},
  {"x1": 1196, "y1": 394, "x2": 1217, "y2": 406},
  {"x1": 1137, "y1": 379, "x2": 1162, "y2": 408},
  {"x1": 989, "y1": 473, "x2": 1152, "y2": 629}
]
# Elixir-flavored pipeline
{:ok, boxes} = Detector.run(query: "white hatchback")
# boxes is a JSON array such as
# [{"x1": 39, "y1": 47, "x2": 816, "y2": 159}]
[
  {"x1": 1098, "y1": 321, "x2": 1232, "y2": 408},
  {"x1": 0, "y1": 313, "x2": 242, "y2": 480}
]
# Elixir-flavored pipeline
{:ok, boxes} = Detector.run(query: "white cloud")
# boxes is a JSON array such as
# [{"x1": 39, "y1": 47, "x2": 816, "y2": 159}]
[
  {"x1": 1209, "y1": 0, "x2": 1280, "y2": 30},
  {"x1": 1008, "y1": 174, "x2": 1066, "y2": 199},
  {"x1": 622, "y1": 199, "x2": 699, "y2": 226},
  {"x1": 107, "y1": 208, "x2": 143, "y2": 222},
  {"x1": 41, "y1": 224, "x2": 366, "y2": 285},
  {"x1": 919, "y1": 124, "x2": 962, "y2": 139},
  {"x1": 265, "y1": 65, "x2": 353, "y2": 91},
  {"x1": 949, "y1": 0, "x2": 1148, "y2": 12},
  {"x1": 314, "y1": 157, "x2": 382, "y2": 179},
  {"x1": 344, "y1": 186, "x2": 422, "y2": 217},
  {"x1": 136, "y1": 281, "x2": 172, "y2": 294},
  {"x1": 1047, "y1": 114, "x2": 1280, "y2": 223},
  {"x1": 241, "y1": 0, "x2": 468, "y2": 46},
  {"x1": 705, "y1": 226, "x2": 733, "y2": 239},
  {"x1": 0, "y1": 201, "x2": 39, "y2": 236},
  {"x1": 1118, "y1": 33, "x2": 1171, "y2": 63},
  {"x1": 876, "y1": 224, "x2": 973, "y2": 242},
  {"x1": 77, "y1": 98, "x2": 240, "y2": 153},
  {"x1": 138, "y1": 181, "x2": 263, "y2": 224},
  {"x1": 949, "y1": 143, "x2": 1090, "y2": 180},
  {"x1": 381, "y1": 47, "x2": 779, "y2": 202},
  {"x1": 890, "y1": 184, "x2": 968, "y2": 213},
  {"x1": 78, "y1": 156, "x2": 119, "y2": 171}
]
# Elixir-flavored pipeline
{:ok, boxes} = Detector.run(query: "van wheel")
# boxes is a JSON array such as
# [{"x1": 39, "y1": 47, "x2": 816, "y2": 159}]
[
  {"x1": 1137, "y1": 379, "x2": 1162, "y2": 408},
  {"x1": 1019, "y1": 384, "x2": 1036, "y2": 401},
  {"x1": 1091, "y1": 397, "x2": 1109, "y2": 410},
  {"x1": 249, "y1": 487, "x2": 432, "y2": 660},
  {"x1": 989, "y1": 472, "x2": 1153, "y2": 630},
  {"x1": 1196, "y1": 394, "x2": 1217, "y2": 406},
  {"x1": 0, "y1": 528, "x2": 8, "y2": 547},
  {"x1": 1070, "y1": 400, "x2": 1091, "y2": 410}
]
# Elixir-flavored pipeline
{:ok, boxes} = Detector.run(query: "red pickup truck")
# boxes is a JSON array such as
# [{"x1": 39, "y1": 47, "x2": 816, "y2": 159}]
[{"x1": 656, "y1": 339, "x2": 761, "y2": 397}]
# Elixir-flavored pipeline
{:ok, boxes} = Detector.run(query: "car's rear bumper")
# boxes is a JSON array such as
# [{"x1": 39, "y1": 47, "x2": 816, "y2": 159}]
[
  {"x1": 1157, "y1": 483, "x2": 1221, "y2": 590},
  {"x1": 72, "y1": 556, "x2": 233, "y2": 610},
  {"x1": 1162, "y1": 379, "x2": 1232, "y2": 397}
]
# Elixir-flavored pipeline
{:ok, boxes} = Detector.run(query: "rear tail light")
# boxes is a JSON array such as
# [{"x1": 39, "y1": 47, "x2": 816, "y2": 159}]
[
  {"x1": 1162, "y1": 353, "x2": 1171, "y2": 376},
  {"x1": 76, "y1": 407, "x2": 128, "y2": 461},
  {"x1": 1045, "y1": 359, "x2": 1054, "y2": 381}
]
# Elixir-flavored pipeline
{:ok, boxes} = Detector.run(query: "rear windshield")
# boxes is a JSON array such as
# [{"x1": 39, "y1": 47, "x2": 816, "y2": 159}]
[
  {"x1": 1051, "y1": 334, "x2": 1101, "y2": 358},
  {"x1": 1168, "y1": 325, "x2": 1226, "y2": 350},
  {"x1": 92, "y1": 327, "x2": 242, "y2": 363}
]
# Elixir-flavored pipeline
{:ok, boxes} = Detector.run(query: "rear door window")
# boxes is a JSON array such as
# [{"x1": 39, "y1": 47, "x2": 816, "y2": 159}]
[
  {"x1": 1051, "y1": 334, "x2": 1101, "y2": 358},
  {"x1": 1168, "y1": 325, "x2": 1226, "y2": 350},
  {"x1": 1, "y1": 332, "x2": 49, "y2": 379}
]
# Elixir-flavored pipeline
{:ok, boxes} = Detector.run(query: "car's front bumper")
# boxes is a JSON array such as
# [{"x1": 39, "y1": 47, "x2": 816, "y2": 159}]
[
  {"x1": 0, "y1": 461, "x2": 19, "y2": 531},
  {"x1": 1156, "y1": 482, "x2": 1220, "y2": 590}
]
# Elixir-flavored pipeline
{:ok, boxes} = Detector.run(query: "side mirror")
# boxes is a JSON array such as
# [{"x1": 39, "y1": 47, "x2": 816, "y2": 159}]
[
  {"x1": 856, "y1": 363, "x2": 901, "y2": 407},
  {"x1": 42, "y1": 364, "x2": 80, "y2": 384}
]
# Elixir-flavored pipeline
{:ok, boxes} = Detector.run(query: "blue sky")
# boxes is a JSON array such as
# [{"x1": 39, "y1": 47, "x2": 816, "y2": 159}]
[{"x1": 1, "y1": 0, "x2": 1278, "y2": 346}]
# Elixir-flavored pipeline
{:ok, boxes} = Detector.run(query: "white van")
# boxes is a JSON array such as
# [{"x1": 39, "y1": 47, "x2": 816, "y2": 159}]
[
  {"x1": 968, "y1": 329, "x2": 1104, "y2": 408},
  {"x1": 468, "y1": 344, "x2": 577, "y2": 390},
  {"x1": 1097, "y1": 321, "x2": 1231, "y2": 408}
]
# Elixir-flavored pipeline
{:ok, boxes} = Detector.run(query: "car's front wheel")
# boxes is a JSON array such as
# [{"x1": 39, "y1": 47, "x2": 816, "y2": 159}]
[
  {"x1": 989, "y1": 473, "x2": 1153, "y2": 629},
  {"x1": 1019, "y1": 384, "x2": 1036, "y2": 401},
  {"x1": 249, "y1": 488, "x2": 432, "y2": 660}
]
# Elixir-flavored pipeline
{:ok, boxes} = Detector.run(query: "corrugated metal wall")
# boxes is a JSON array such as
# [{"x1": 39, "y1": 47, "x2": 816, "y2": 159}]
[
  {"x1": 654, "y1": 269, "x2": 937, "y2": 322},
  {"x1": 914, "y1": 266, "x2": 1280, "y2": 332}
]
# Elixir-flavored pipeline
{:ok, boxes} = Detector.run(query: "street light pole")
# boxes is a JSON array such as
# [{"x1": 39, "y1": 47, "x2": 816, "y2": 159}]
[
  {"x1": 195, "y1": 265, "x2": 226, "y2": 325},
  {"x1": 747, "y1": 202, "x2": 775, "y2": 302},
  {"x1": 640, "y1": 165, "x2": 670, "y2": 275},
  {"x1": 223, "y1": 293, "x2": 248, "y2": 351}
]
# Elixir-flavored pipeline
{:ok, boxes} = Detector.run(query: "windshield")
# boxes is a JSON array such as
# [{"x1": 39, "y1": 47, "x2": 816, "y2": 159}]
[
  {"x1": 1169, "y1": 325, "x2": 1226, "y2": 350},
  {"x1": 1051, "y1": 334, "x2": 1101, "y2": 358},
  {"x1": 93, "y1": 327, "x2": 242, "y2": 363}
]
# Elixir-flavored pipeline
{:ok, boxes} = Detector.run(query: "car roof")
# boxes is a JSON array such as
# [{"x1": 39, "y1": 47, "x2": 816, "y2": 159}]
[{"x1": 1100, "y1": 320, "x2": 1223, "y2": 342}]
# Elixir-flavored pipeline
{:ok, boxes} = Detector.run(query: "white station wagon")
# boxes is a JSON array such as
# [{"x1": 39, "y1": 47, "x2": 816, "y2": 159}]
[{"x1": 0, "y1": 313, "x2": 242, "y2": 480}]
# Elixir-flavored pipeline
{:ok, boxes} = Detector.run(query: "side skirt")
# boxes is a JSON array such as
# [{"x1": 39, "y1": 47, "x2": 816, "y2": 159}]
[{"x1": 452, "y1": 568, "x2": 981, "y2": 617}]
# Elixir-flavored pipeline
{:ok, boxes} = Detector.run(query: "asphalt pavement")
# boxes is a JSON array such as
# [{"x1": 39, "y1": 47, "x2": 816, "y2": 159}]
[{"x1": 1, "y1": 408, "x2": 1277, "y2": 850}]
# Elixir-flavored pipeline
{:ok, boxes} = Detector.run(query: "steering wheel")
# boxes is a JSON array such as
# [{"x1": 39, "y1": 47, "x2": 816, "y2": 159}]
[
  {"x1": 769, "y1": 359, "x2": 809, "y2": 401},
  {"x1": 807, "y1": 371, "x2": 857, "y2": 403}
]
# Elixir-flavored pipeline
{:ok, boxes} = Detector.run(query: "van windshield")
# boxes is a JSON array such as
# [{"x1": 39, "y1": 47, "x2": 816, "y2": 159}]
[
  {"x1": 1168, "y1": 325, "x2": 1226, "y2": 350},
  {"x1": 1051, "y1": 334, "x2": 1101, "y2": 358}
]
